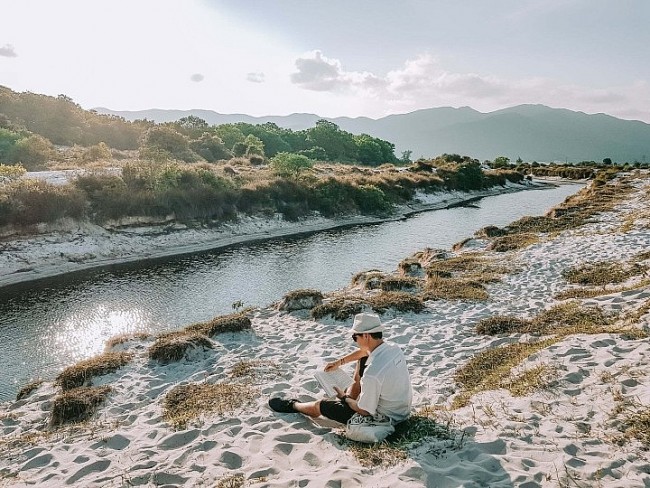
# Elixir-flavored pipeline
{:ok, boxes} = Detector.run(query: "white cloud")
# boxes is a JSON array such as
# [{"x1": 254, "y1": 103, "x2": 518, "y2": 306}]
[
  {"x1": 190, "y1": 73, "x2": 204, "y2": 82},
  {"x1": 0, "y1": 44, "x2": 17, "y2": 57},
  {"x1": 290, "y1": 51, "x2": 650, "y2": 122},
  {"x1": 246, "y1": 72, "x2": 265, "y2": 83}
]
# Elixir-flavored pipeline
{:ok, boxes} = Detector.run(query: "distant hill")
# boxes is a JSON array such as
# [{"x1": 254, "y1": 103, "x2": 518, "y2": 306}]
[{"x1": 96, "y1": 104, "x2": 650, "y2": 163}]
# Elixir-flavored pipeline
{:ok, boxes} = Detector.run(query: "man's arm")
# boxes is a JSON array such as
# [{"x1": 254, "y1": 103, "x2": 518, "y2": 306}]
[{"x1": 333, "y1": 386, "x2": 371, "y2": 416}]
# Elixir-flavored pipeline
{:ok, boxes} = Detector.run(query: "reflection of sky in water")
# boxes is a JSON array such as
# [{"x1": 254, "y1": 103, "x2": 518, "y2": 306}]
[
  {"x1": 49, "y1": 307, "x2": 150, "y2": 362},
  {"x1": 0, "y1": 184, "x2": 583, "y2": 400}
]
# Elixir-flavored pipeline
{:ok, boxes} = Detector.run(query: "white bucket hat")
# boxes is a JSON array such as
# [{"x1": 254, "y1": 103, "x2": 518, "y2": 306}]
[{"x1": 350, "y1": 313, "x2": 384, "y2": 334}]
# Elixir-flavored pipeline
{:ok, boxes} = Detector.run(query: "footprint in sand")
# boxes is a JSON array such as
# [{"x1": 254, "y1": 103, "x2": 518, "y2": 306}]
[
  {"x1": 66, "y1": 460, "x2": 111, "y2": 484},
  {"x1": 159, "y1": 429, "x2": 200, "y2": 450}
]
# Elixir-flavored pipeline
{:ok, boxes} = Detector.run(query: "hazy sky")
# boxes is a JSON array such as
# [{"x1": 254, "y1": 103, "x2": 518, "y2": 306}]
[{"x1": 2, "y1": 0, "x2": 649, "y2": 121}]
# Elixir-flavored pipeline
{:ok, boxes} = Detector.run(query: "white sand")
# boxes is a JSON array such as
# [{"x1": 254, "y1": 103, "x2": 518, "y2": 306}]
[{"x1": 2, "y1": 174, "x2": 650, "y2": 487}]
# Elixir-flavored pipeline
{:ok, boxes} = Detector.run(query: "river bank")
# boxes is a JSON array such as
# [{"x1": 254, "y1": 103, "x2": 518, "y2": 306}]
[
  {"x1": 1, "y1": 173, "x2": 649, "y2": 487},
  {"x1": 0, "y1": 180, "x2": 550, "y2": 291}
]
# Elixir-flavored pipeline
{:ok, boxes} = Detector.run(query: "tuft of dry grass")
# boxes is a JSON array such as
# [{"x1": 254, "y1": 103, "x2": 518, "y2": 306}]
[
  {"x1": 56, "y1": 352, "x2": 133, "y2": 390},
  {"x1": 312, "y1": 297, "x2": 368, "y2": 321},
  {"x1": 148, "y1": 331, "x2": 213, "y2": 363},
  {"x1": 424, "y1": 278, "x2": 488, "y2": 301},
  {"x1": 104, "y1": 332, "x2": 151, "y2": 350},
  {"x1": 162, "y1": 382, "x2": 256, "y2": 429},
  {"x1": 369, "y1": 292, "x2": 425, "y2": 314},
  {"x1": 346, "y1": 412, "x2": 458, "y2": 467},
  {"x1": 380, "y1": 276, "x2": 421, "y2": 292},
  {"x1": 620, "y1": 407, "x2": 650, "y2": 447},
  {"x1": 476, "y1": 316, "x2": 530, "y2": 335},
  {"x1": 215, "y1": 474, "x2": 245, "y2": 488},
  {"x1": 16, "y1": 380, "x2": 43, "y2": 401},
  {"x1": 562, "y1": 261, "x2": 645, "y2": 287},
  {"x1": 487, "y1": 233, "x2": 539, "y2": 252},
  {"x1": 185, "y1": 313, "x2": 252, "y2": 337},
  {"x1": 555, "y1": 279, "x2": 650, "y2": 300},
  {"x1": 277, "y1": 288, "x2": 324, "y2": 311},
  {"x1": 502, "y1": 364, "x2": 558, "y2": 397},
  {"x1": 398, "y1": 258, "x2": 422, "y2": 276},
  {"x1": 229, "y1": 360, "x2": 281, "y2": 383},
  {"x1": 452, "y1": 339, "x2": 557, "y2": 408},
  {"x1": 350, "y1": 270, "x2": 385, "y2": 290},
  {"x1": 50, "y1": 386, "x2": 112, "y2": 427}
]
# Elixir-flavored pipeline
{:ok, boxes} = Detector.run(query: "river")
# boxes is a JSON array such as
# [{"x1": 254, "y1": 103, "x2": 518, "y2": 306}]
[{"x1": 0, "y1": 183, "x2": 582, "y2": 401}]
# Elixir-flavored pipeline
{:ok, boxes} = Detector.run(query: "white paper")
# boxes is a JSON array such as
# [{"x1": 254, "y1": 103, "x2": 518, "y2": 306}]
[{"x1": 314, "y1": 368, "x2": 353, "y2": 397}]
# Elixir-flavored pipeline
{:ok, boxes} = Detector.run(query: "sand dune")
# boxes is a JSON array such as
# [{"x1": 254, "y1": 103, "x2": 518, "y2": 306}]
[{"x1": 1, "y1": 173, "x2": 649, "y2": 487}]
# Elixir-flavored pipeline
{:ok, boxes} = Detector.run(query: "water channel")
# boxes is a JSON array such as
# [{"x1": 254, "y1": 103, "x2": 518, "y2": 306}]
[{"x1": 0, "y1": 183, "x2": 583, "y2": 401}]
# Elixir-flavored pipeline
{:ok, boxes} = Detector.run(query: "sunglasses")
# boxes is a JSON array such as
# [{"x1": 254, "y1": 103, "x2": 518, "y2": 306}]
[{"x1": 351, "y1": 333, "x2": 363, "y2": 342}]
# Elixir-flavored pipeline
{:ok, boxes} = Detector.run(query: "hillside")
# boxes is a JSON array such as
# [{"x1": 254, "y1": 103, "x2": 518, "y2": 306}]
[{"x1": 97, "y1": 104, "x2": 650, "y2": 163}]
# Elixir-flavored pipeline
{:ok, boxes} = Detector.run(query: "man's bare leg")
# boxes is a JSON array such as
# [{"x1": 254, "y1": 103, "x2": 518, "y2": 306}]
[{"x1": 292, "y1": 400, "x2": 322, "y2": 418}]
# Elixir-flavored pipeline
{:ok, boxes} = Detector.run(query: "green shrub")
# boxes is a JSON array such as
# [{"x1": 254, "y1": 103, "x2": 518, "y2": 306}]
[
  {"x1": 270, "y1": 152, "x2": 313, "y2": 177},
  {"x1": 6, "y1": 134, "x2": 54, "y2": 169}
]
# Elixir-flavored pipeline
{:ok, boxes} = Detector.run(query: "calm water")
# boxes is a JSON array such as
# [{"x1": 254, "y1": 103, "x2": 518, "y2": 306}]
[{"x1": 0, "y1": 183, "x2": 582, "y2": 401}]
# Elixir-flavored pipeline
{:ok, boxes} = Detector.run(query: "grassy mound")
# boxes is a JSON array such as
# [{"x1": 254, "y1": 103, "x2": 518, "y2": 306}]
[
  {"x1": 50, "y1": 386, "x2": 112, "y2": 427},
  {"x1": 148, "y1": 332, "x2": 213, "y2": 363},
  {"x1": 55, "y1": 352, "x2": 133, "y2": 391},
  {"x1": 186, "y1": 313, "x2": 252, "y2": 337}
]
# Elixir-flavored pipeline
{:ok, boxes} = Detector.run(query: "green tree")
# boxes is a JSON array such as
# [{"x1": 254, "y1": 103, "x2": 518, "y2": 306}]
[
  {"x1": 140, "y1": 126, "x2": 196, "y2": 162},
  {"x1": 7, "y1": 134, "x2": 55, "y2": 169},
  {"x1": 603, "y1": 157, "x2": 613, "y2": 165},
  {"x1": 214, "y1": 124, "x2": 245, "y2": 151},
  {"x1": 305, "y1": 120, "x2": 357, "y2": 161},
  {"x1": 270, "y1": 152, "x2": 313, "y2": 177},
  {"x1": 175, "y1": 116, "x2": 209, "y2": 138},
  {"x1": 190, "y1": 133, "x2": 232, "y2": 162},
  {"x1": 491, "y1": 156, "x2": 511, "y2": 168}
]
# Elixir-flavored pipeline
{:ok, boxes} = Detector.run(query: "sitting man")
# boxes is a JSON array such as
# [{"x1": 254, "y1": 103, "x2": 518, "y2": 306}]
[{"x1": 269, "y1": 313, "x2": 412, "y2": 426}]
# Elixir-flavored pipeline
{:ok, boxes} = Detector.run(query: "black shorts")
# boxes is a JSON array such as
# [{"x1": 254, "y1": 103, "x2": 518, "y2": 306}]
[{"x1": 320, "y1": 397, "x2": 356, "y2": 424}]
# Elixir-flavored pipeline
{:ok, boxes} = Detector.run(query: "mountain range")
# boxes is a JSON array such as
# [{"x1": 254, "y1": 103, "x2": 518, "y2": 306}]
[{"x1": 96, "y1": 105, "x2": 650, "y2": 163}]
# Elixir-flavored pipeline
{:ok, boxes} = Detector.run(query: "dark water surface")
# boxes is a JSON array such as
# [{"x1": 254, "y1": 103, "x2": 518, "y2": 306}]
[{"x1": 0, "y1": 183, "x2": 582, "y2": 401}]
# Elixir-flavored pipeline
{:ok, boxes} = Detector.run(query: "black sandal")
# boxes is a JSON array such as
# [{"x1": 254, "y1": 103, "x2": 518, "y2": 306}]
[{"x1": 268, "y1": 397, "x2": 298, "y2": 413}]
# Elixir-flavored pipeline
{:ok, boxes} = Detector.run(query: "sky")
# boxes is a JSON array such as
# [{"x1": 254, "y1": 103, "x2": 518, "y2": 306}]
[{"x1": 1, "y1": 0, "x2": 649, "y2": 122}]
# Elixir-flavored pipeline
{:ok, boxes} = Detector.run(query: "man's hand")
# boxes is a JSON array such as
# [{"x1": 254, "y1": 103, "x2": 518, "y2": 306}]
[{"x1": 333, "y1": 386, "x2": 346, "y2": 399}]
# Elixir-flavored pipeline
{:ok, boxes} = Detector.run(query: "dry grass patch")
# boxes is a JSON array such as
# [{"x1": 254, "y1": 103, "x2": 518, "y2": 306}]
[
  {"x1": 346, "y1": 413, "x2": 458, "y2": 468},
  {"x1": 555, "y1": 279, "x2": 650, "y2": 300},
  {"x1": 148, "y1": 331, "x2": 212, "y2": 363},
  {"x1": 277, "y1": 288, "x2": 324, "y2": 311},
  {"x1": 185, "y1": 312, "x2": 252, "y2": 337},
  {"x1": 424, "y1": 278, "x2": 488, "y2": 301},
  {"x1": 476, "y1": 316, "x2": 530, "y2": 335},
  {"x1": 426, "y1": 253, "x2": 487, "y2": 275},
  {"x1": 350, "y1": 270, "x2": 385, "y2": 290},
  {"x1": 56, "y1": 352, "x2": 133, "y2": 390},
  {"x1": 105, "y1": 332, "x2": 151, "y2": 350},
  {"x1": 380, "y1": 276, "x2": 421, "y2": 292},
  {"x1": 487, "y1": 233, "x2": 539, "y2": 252},
  {"x1": 452, "y1": 339, "x2": 557, "y2": 408},
  {"x1": 620, "y1": 407, "x2": 650, "y2": 447},
  {"x1": 163, "y1": 382, "x2": 256, "y2": 429},
  {"x1": 398, "y1": 258, "x2": 422, "y2": 276},
  {"x1": 562, "y1": 261, "x2": 645, "y2": 287},
  {"x1": 16, "y1": 380, "x2": 43, "y2": 401},
  {"x1": 502, "y1": 364, "x2": 558, "y2": 397},
  {"x1": 368, "y1": 292, "x2": 425, "y2": 314},
  {"x1": 215, "y1": 474, "x2": 245, "y2": 488},
  {"x1": 229, "y1": 360, "x2": 281, "y2": 383},
  {"x1": 50, "y1": 386, "x2": 112, "y2": 427},
  {"x1": 312, "y1": 297, "x2": 368, "y2": 320}
]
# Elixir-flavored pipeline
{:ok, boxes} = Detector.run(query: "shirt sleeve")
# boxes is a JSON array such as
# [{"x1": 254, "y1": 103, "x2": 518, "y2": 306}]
[{"x1": 357, "y1": 375, "x2": 380, "y2": 416}]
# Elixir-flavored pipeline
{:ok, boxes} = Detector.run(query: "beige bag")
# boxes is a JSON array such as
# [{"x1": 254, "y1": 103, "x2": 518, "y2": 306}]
[{"x1": 345, "y1": 413, "x2": 395, "y2": 443}]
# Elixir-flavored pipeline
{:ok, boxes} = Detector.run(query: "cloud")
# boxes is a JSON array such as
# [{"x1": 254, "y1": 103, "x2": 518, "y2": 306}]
[
  {"x1": 190, "y1": 73, "x2": 204, "y2": 82},
  {"x1": 246, "y1": 72, "x2": 265, "y2": 83},
  {"x1": 0, "y1": 44, "x2": 17, "y2": 57},
  {"x1": 290, "y1": 50, "x2": 384, "y2": 93},
  {"x1": 290, "y1": 51, "x2": 650, "y2": 122}
]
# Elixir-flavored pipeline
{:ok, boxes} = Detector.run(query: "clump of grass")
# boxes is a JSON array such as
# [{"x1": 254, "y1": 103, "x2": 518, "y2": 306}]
[
  {"x1": 350, "y1": 270, "x2": 384, "y2": 289},
  {"x1": 620, "y1": 407, "x2": 650, "y2": 447},
  {"x1": 16, "y1": 380, "x2": 43, "y2": 401},
  {"x1": 476, "y1": 316, "x2": 530, "y2": 335},
  {"x1": 162, "y1": 382, "x2": 256, "y2": 429},
  {"x1": 562, "y1": 261, "x2": 644, "y2": 286},
  {"x1": 554, "y1": 279, "x2": 650, "y2": 300},
  {"x1": 185, "y1": 313, "x2": 252, "y2": 337},
  {"x1": 104, "y1": 332, "x2": 151, "y2": 350},
  {"x1": 50, "y1": 386, "x2": 112, "y2": 427},
  {"x1": 487, "y1": 233, "x2": 538, "y2": 252},
  {"x1": 398, "y1": 258, "x2": 422, "y2": 276},
  {"x1": 216, "y1": 474, "x2": 245, "y2": 488},
  {"x1": 369, "y1": 292, "x2": 425, "y2": 314},
  {"x1": 474, "y1": 225, "x2": 505, "y2": 238},
  {"x1": 312, "y1": 297, "x2": 368, "y2": 321},
  {"x1": 346, "y1": 413, "x2": 457, "y2": 467},
  {"x1": 380, "y1": 276, "x2": 421, "y2": 292},
  {"x1": 426, "y1": 253, "x2": 486, "y2": 275},
  {"x1": 502, "y1": 364, "x2": 558, "y2": 397},
  {"x1": 532, "y1": 301, "x2": 614, "y2": 334},
  {"x1": 504, "y1": 215, "x2": 578, "y2": 234},
  {"x1": 452, "y1": 339, "x2": 557, "y2": 408},
  {"x1": 148, "y1": 331, "x2": 213, "y2": 363},
  {"x1": 424, "y1": 278, "x2": 488, "y2": 301},
  {"x1": 56, "y1": 352, "x2": 133, "y2": 390},
  {"x1": 229, "y1": 360, "x2": 280, "y2": 383},
  {"x1": 277, "y1": 288, "x2": 324, "y2": 311}
]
